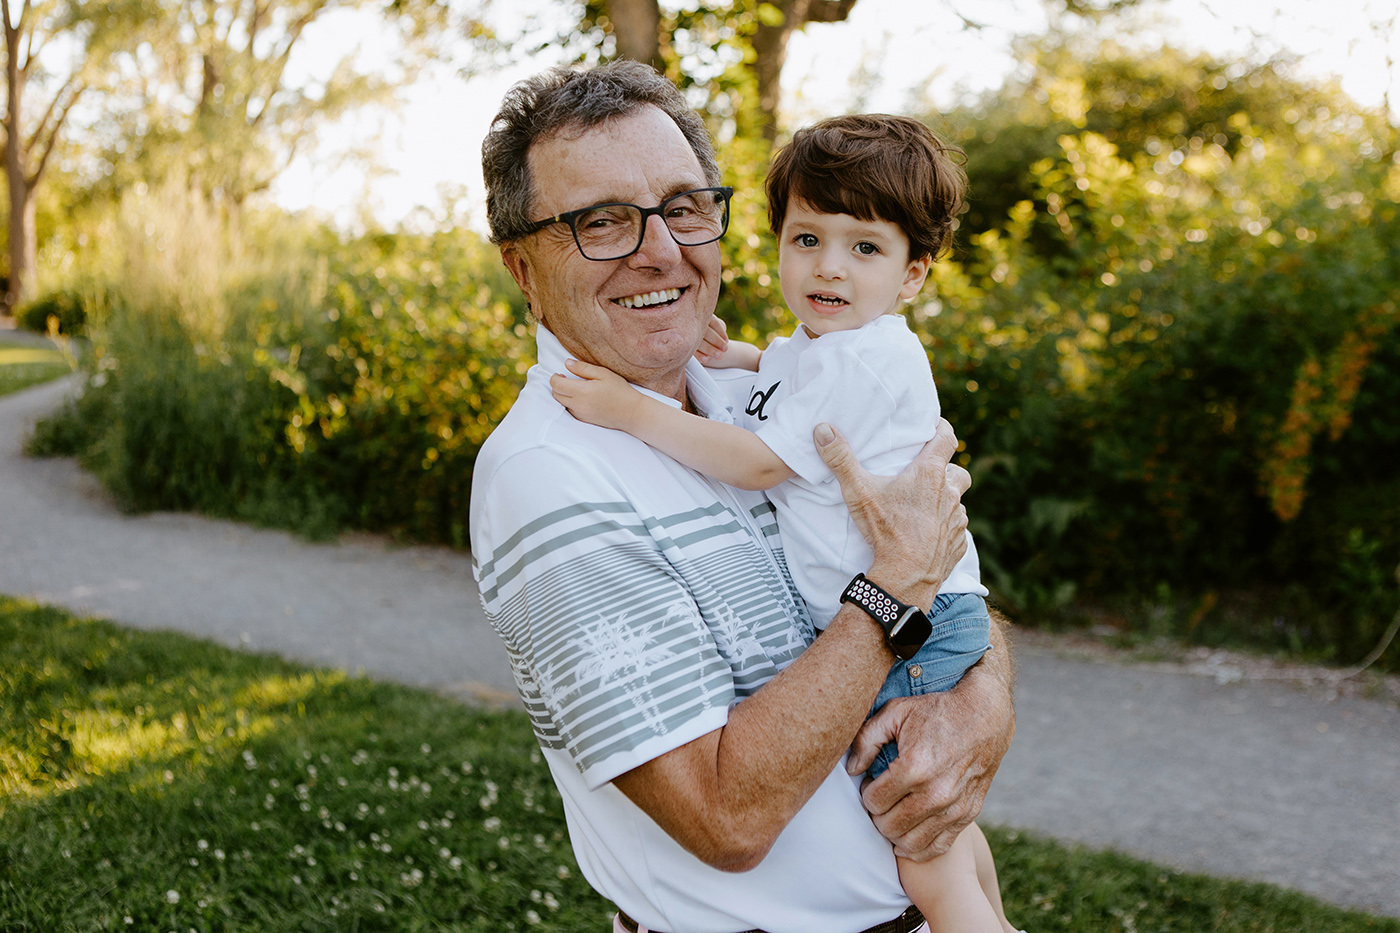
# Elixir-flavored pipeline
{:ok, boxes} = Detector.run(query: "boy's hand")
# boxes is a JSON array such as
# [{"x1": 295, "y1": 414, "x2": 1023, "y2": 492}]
[
  {"x1": 695, "y1": 315, "x2": 763, "y2": 371},
  {"x1": 693, "y1": 315, "x2": 729, "y2": 365},
  {"x1": 550, "y1": 359, "x2": 642, "y2": 431}
]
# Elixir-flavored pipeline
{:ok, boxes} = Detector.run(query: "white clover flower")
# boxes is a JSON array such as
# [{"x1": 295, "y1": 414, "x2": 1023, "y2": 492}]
[
  {"x1": 196, "y1": 839, "x2": 208, "y2": 851},
  {"x1": 544, "y1": 893, "x2": 560, "y2": 910},
  {"x1": 165, "y1": 890, "x2": 180, "y2": 905},
  {"x1": 525, "y1": 910, "x2": 541, "y2": 925},
  {"x1": 421, "y1": 744, "x2": 432, "y2": 754},
  {"x1": 484, "y1": 817, "x2": 501, "y2": 832},
  {"x1": 498, "y1": 837, "x2": 510, "y2": 850},
  {"x1": 557, "y1": 865, "x2": 570, "y2": 879}
]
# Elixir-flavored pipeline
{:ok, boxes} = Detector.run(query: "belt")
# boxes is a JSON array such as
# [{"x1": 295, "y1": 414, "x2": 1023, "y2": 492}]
[{"x1": 615, "y1": 904, "x2": 924, "y2": 933}]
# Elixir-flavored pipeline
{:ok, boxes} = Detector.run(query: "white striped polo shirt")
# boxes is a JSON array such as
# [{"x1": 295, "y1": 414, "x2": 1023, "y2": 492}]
[{"x1": 469, "y1": 328, "x2": 912, "y2": 933}]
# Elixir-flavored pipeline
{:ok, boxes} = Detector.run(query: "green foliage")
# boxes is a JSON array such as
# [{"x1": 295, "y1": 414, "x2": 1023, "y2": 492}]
[
  {"x1": 29, "y1": 185, "x2": 533, "y2": 545},
  {"x1": 13, "y1": 281, "x2": 115, "y2": 336},
  {"x1": 3, "y1": 596, "x2": 1396, "y2": 932},
  {"x1": 918, "y1": 40, "x2": 1400, "y2": 667}
]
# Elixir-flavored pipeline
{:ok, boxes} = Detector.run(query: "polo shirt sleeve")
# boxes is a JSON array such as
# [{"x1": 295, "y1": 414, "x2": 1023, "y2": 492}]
[
  {"x1": 472, "y1": 444, "x2": 738, "y2": 790},
  {"x1": 753, "y1": 341, "x2": 905, "y2": 485}
]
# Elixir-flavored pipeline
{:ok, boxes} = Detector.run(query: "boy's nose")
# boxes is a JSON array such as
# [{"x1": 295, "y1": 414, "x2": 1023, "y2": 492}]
[{"x1": 815, "y1": 252, "x2": 845, "y2": 279}]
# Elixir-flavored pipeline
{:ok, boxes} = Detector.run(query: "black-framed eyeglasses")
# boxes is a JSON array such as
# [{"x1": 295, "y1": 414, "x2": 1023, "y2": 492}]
[{"x1": 519, "y1": 186, "x2": 733, "y2": 261}]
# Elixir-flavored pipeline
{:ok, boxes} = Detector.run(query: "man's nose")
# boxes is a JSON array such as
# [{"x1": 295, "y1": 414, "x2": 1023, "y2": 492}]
[{"x1": 627, "y1": 212, "x2": 683, "y2": 267}]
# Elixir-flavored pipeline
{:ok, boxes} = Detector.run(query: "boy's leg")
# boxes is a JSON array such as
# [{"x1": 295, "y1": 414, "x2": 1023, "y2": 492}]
[
  {"x1": 897, "y1": 827, "x2": 1003, "y2": 933},
  {"x1": 966, "y1": 821, "x2": 1017, "y2": 933}
]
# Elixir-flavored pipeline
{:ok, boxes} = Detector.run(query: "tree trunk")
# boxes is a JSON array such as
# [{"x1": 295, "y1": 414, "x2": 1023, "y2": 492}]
[
  {"x1": 752, "y1": 0, "x2": 858, "y2": 143},
  {"x1": 606, "y1": 0, "x2": 661, "y2": 71},
  {"x1": 3, "y1": 13, "x2": 33, "y2": 312}
]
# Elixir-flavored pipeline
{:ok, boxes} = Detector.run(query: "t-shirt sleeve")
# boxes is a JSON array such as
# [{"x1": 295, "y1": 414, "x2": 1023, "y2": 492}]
[
  {"x1": 753, "y1": 341, "x2": 922, "y2": 485},
  {"x1": 472, "y1": 445, "x2": 737, "y2": 789}
]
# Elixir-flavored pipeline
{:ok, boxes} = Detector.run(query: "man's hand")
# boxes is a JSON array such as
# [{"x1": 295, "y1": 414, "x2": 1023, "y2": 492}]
[
  {"x1": 550, "y1": 358, "x2": 643, "y2": 431},
  {"x1": 847, "y1": 621, "x2": 1015, "y2": 859},
  {"x1": 814, "y1": 419, "x2": 970, "y2": 600}
]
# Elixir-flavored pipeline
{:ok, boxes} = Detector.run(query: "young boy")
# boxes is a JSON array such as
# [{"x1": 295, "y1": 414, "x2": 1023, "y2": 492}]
[{"x1": 551, "y1": 113, "x2": 1020, "y2": 933}]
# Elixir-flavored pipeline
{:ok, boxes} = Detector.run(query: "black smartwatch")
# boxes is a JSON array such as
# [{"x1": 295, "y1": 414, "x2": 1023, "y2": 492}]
[{"x1": 840, "y1": 573, "x2": 932, "y2": 661}]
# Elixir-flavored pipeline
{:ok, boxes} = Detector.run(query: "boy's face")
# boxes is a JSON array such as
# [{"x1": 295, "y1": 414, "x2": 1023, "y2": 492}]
[{"x1": 777, "y1": 199, "x2": 931, "y2": 338}]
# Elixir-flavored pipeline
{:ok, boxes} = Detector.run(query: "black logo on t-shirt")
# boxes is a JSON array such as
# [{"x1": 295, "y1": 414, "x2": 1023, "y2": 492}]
[{"x1": 746, "y1": 381, "x2": 781, "y2": 422}]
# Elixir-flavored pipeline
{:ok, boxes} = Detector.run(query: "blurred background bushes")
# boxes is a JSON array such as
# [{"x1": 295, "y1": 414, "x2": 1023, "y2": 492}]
[{"x1": 19, "y1": 35, "x2": 1399, "y2": 670}]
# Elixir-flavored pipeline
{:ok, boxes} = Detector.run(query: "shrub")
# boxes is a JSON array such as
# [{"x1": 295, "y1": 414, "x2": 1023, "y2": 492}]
[{"x1": 15, "y1": 287, "x2": 95, "y2": 336}]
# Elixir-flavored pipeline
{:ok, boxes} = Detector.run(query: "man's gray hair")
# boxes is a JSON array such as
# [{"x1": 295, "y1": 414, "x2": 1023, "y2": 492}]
[{"x1": 482, "y1": 60, "x2": 721, "y2": 245}]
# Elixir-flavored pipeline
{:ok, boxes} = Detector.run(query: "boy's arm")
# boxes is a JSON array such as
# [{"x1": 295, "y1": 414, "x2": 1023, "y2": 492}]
[
  {"x1": 549, "y1": 358, "x2": 794, "y2": 491},
  {"x1": 694, "y1": 314, "x2": 762, "y2": 371}
]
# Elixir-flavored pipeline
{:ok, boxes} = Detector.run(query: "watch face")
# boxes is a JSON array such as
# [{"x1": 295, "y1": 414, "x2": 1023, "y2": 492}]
[{"x1": 889, "y1": 608, "x2": 933, "y2": 660}]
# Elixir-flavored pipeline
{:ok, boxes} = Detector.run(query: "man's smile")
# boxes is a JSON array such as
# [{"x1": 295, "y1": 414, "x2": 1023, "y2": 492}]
[{"x1": 616, "y1": 287, "x2": 685, "y2": 309}]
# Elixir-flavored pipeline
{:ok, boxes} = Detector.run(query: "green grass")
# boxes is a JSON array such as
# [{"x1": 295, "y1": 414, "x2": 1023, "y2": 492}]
[
  {"x1": 0, "y1": 345, "x2": 72, "y2": 397},
  {"x1": 2, "y1": 596, "x2": 1395, "y2": 933}
]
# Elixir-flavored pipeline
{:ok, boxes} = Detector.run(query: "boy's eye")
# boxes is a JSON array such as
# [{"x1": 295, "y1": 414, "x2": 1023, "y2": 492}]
[
  {"x1": 855, "y1": 242, "x2": 879, "y2": 255},
  {"x1": 795, "y1": 233, "x2": 818, "y2": 248}
]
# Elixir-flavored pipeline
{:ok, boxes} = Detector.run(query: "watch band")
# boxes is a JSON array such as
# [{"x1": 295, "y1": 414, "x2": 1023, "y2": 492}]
[
  {"x1": 841, "y1": 574, "x2": 912, "y2": 628},
  {"x1": 840, "y1": 573, "x2": 932, "y2": 660}
]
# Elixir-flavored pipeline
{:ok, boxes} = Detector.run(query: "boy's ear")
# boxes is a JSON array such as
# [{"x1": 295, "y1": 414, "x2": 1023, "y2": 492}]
[{"x1": 899, "y1": 255, "x2": 932, "y2": 301}]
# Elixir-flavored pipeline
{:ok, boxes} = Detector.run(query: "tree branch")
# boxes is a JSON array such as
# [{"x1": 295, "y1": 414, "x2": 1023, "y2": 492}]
[
  {"x1": 28, "y1": 79, "x2": 83, "y2": 188},
  {"x1": 805, "y1": 0, "x2": 857, "y2": 25}
]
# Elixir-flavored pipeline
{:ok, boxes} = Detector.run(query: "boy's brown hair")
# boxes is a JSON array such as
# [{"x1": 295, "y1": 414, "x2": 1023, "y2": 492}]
[{"x1": 765, "y1": 113, "x2": 967, "y2": 262}]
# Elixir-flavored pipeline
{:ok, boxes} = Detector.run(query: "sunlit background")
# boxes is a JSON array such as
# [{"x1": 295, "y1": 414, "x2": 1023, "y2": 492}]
[{"x1": 271, "y1": 0, "x2": 1400, "y2": 230}]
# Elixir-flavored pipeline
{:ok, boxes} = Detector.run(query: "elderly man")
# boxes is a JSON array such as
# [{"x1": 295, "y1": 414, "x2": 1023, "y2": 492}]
[{"x1": 469, "y1": 60, "x2": 1015, "y2": 933}]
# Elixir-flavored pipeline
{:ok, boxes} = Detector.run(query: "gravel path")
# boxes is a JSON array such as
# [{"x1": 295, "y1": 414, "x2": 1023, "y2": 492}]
[{"x1": 2, "y1": 344, "x2": 1397, "y2": 919}]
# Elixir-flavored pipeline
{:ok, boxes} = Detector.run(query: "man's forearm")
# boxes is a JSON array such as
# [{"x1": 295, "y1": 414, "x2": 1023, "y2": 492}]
[
  {"x1": 614, "y1": 580, "x2": 913, "y2": 871},
  {"x1": 613, "y1": 422, "x2": 968, "y2": 870}
]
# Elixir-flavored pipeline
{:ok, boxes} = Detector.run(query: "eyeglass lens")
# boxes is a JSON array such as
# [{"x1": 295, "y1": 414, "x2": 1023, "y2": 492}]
[{"x1": 575, "y1": 189, "x2": 728, "y2": 261}]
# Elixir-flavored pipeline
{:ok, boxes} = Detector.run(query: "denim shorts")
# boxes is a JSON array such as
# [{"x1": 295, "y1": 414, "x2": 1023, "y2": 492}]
[{"x1": 866, "y1": 592, "x2": 992, "y2": 780}]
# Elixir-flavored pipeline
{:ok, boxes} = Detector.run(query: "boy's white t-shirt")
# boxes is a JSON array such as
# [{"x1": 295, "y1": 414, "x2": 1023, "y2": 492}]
[{"x1": 737, "y1": 314, "x2": 987, "y2": 627}]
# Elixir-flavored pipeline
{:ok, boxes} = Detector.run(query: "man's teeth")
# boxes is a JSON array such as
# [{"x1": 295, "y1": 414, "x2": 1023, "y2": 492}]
[{"x1": 618, "y1": 288, "x2": 681, "y2": 309}]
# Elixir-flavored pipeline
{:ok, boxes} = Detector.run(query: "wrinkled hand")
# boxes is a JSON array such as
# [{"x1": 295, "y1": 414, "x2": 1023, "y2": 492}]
[
  {"x1": 549, "y1": 358, "x2": 641, "y2": 431},
  {"x1": 814, "y1": 419, "x2": 970, "y2": 596},
  {"x1": 693, "y1": 315, "x2": 729, "y2": 365},
  {"x1": 846, "y1": 631, "x2": 1015, "y2": 861}
]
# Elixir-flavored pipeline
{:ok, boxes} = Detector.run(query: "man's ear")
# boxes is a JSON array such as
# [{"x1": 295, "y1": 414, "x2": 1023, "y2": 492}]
[
  {"x1": 500, "y1": 242, "x2": 537, "y2": 311},
  {"x1": 899, "y1": 255, "x2": 932, "y2": 302}
]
